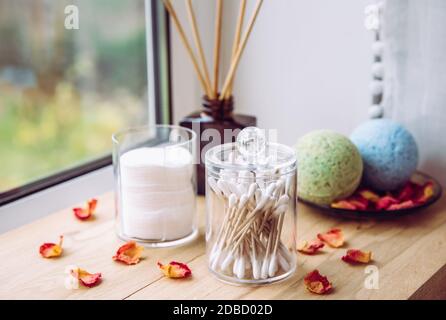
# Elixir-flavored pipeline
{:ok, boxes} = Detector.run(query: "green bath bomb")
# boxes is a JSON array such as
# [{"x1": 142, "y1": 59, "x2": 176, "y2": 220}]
[{"x1": 296, "y1": 130, "x2": 363, "y2": 205}]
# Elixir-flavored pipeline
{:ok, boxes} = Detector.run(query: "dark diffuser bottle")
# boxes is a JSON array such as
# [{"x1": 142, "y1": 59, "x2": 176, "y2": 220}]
[{"x1": 180, "y1": 95, "x2": 256, "y2": 194}]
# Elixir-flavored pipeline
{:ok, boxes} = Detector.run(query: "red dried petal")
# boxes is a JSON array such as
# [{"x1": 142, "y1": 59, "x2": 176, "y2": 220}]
[
  {"x1": 397, "y1": 182, "x2": 415, "y2": 202},
  {"x1": 73, "y1": 198, "x2": 97, "y2": 221},
  {"x1": 376, "y1": 195, "x2": 398, "y2": 210},
  {"x1": 39, "y1": 235, "x2": 63, "y2": 258},
  {"x1": 157, "y1": 261, "x2": 192, "y2": 279},
  {"x1": 113, "y1": 241, "x2": 144, "y2": 265},
  {"x1": 297, "y1": 239, "x2": 324, "y2": 255},
  {"x1": 342, "y1": 249, "x2": 372, "y2": 264},
  {"x1": 331, "y1": 200, "x2": 356, "y2": 210},
  {"x1": 71, "y1": 268, "x2": 102, "y2": 288},
  {"x1": 317, "y1": 228, "x2": 344, "y2": 248},
  {"x1": 387, "y1": 200, "x2": 415, "y2": 211},
  {"x1": 304, "y1": 270, "x2": 332, "y2": 294},
  {"x1": 358, "y1": 189, "x2": 380, "y2": 203},
  {"x1": 414, "y1": 182, "x2": 434, "y2": 204},
  {"x1": 348, "y1": 196, "x2": 368, "y2": 211},
  {"x1": 88, "y1": 198, "x2": 98, "y2": 212},
  {"x1": 332, "y1": 195, "x2": 368, "y2": 211}
]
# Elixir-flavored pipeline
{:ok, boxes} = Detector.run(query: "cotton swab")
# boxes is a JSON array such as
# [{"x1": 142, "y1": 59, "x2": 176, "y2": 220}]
[
  {"x1": 208, "y1": 168, "x2": 293, "y2": 281},
  {"x1": 236, "y1": 254, "x2": 246, "y2": 279},
  {"x1": 251, "y1": 234, "x2": 261, "y2": 279}
]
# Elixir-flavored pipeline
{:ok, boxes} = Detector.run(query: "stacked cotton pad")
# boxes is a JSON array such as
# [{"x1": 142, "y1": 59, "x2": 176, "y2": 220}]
[{"x1": 120, "y1": 147, "x2": 195, "y2": 240}]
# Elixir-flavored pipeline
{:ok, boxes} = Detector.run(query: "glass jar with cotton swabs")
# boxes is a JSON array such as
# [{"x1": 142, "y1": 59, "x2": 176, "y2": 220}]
[{"x1": 205, "y1": 127, "x2": 297, "y2": 285}]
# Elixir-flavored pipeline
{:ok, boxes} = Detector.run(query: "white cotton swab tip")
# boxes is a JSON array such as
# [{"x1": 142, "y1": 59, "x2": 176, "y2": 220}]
[
  {"x1": 238, "y1": 194, "x2": 249, "y2": 208},
  {"x1": 276, "y1": 194, "x2": 290, "y2": 207},
  {"x1": 255, "y1": 194, "x2": 270, "y2": 211},
  {"x1": 228, "y1": 193, "x2": 238, "y2": 208},
  {"x1": 221, "y1": 252, "x2": 234, "y2": 273},
  {"x1": 260, "y1": 256, "x2": 270, "y2": 280},
  {"x1": 210, "y1": 243, "x2": 219, "y2": 261},
  {"x1": 211, "y1": 248, "x2": 224, "y2": 270},
  {"x1": 251, "y1": 256, "x2": 261, "y2": 280},
  {"x1": 268, "y1": 255, "x2": 278, "y2": 277},
  {"x1": 273, "y1": 204, "x2": 288, "y2": 216},
  {"x1": 236, "y1": 255, "x2": 246, "y2": 279},
  {"x1": 265, "y1": 182, "x2": 277, "y2": 197},
  {"x1": 274, "y1": 179, "x2": 285, "y2": 196},
  {"x1": 228, "y1": 181, "x2": 241, "y2": 196},
  {"x1": 247, "y1": 183, "x2": 257, "y2": 199}
]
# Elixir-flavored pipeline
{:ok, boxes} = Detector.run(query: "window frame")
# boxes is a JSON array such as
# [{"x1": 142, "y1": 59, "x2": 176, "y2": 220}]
[{"x1": 0, "y1": 0, "x2": 172, "y2": 206}]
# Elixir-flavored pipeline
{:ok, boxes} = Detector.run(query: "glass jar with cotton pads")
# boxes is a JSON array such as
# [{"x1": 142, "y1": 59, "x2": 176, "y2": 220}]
[
  {"x1": 205, "y1": 127, "x2": 297, "y2": 285},
  {"x1": 113, "y1": 125, "x2": 197, "y2": 247}
]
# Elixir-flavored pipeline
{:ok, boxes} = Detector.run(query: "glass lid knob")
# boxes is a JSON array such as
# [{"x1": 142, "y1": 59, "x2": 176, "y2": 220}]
[{"x1": 236, "y1": 127, "x2": 266, "y2": 164}]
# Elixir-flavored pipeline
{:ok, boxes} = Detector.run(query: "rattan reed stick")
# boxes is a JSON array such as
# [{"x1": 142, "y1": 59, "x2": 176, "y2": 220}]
[
  {"x1": 219, "y1": 0, "x2": 263, "y2": 100},
  {"x1": 163, "y1": 0, "x2": 212, "y2": 97}
]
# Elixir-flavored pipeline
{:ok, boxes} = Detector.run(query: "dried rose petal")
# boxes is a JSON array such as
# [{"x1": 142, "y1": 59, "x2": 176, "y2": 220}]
[
  {"x1": 348, "y1": 196, "x2": 368, "y2": 211},
  {"x1": 397, "y1": 182, "x2": 415, "y2": 202},
  {"x1": 113, "y1": 241, "x2": 143, "y2": 265},
  {"x1": 73, "y1": 198, "x2": 97, "y2": 221},
  {"x1": 39, "y1": 235, "x2": 63, "y2": 258},
  {"x1": 358, "y1": 189, "x2": 380, "y2": 203},
  {"x1": 297, "y1": 239, "x2": 324, "y2": 255},
  {"x1": 332, "y1": 196, "x2": 368, "y2": 211},
  {"x1": 157, "y1": 261, "x2": 192, "y2": 279},
  {"x1": 71, "y1": 268, "x2": 102, "y2": 288},
  {"x1": 342, "y1": 249, "x2": 372, "y2": 264},
  {"x1": 388, "y1": 200, "x2": 415, "y2": 211},
  {"x1": 317, "y1": 228, "x2": 344, "y2": 248},
  {"x1": 331, "y1": 200, "x2": 356, "y2": 210},
  {"x1": 304, "y1": 270, "x2": 332, "y2": 294},
  {"x1": 415, "y1": 182, "x2": 434, "y2": 204},
  {"x1": 376, "y1": 195, "x2": 398, "y2": 210}
]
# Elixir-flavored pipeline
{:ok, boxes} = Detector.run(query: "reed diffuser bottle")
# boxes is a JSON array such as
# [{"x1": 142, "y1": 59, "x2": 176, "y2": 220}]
[
  {"x1": 164, "y1": 0, "x2": 263, "y2": 194},
  {"x1": 180, "y1": 97, "x2": 256, "y2": 194}
]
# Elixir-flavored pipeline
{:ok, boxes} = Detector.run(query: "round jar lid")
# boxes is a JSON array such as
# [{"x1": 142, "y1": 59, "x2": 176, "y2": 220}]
[{"x1": 205, "y1": 127, "x2": 297, "y2": 176}]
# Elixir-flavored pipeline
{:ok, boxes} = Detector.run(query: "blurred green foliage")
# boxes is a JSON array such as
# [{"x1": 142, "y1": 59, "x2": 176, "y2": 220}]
[
  {"x1": 0, "y1": 82, "x2": 140, "y2": 191},
  {"x1": 0, "y1": 0, "x2": 148, "y2": 192},
  {"x1": 95, "y1": 30, "x2": 147, "y2": 95}
]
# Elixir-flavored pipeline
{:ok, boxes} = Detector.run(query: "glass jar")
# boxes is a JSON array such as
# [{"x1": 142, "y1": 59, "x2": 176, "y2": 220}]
[
  {"x1": 112, "y1": 125, "x2": 197, "y2": 247},
  {"x1": 205, "y1": 127, "x2": 297, "y2": 285}
]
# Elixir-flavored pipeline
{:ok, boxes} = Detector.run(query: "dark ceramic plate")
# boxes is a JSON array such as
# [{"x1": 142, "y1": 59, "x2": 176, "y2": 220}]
[{"x1": 298, "y1": 171, "x2": 443, "y2": 219}]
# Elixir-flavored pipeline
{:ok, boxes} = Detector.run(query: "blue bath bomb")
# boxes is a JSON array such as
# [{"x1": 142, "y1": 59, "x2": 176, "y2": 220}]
[{"x1": 350, "y1": 119, "x2": 419, "y2": 191}]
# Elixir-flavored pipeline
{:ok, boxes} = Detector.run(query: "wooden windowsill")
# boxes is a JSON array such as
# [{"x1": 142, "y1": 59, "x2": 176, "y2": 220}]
[{"x1": 1, "y1": 193, "x2": 445, "y2": 300}]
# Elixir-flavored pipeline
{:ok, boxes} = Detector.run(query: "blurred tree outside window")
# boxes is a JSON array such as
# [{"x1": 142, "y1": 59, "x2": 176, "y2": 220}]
[{"x1": 0, "y1": 0, "x2": 150, "y2": 192}]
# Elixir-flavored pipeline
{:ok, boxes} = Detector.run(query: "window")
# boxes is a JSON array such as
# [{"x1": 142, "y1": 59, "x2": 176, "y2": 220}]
[{"x1": 0, "y1": 0, "x2": 171, "y2": 204}]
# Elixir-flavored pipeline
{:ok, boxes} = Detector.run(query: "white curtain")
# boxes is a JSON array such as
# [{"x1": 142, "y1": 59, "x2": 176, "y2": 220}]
[{"x1": 384, "y1": 0, "x2": 446, "y2": 186}]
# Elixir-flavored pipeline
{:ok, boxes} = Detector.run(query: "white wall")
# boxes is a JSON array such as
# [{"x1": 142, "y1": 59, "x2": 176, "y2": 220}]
[
  {"x1": 384, "y1": 0, "x2": 446, "y2": 184},
  {"x1": 171, "y1": 0, "x2": 372, "y2": 146}
]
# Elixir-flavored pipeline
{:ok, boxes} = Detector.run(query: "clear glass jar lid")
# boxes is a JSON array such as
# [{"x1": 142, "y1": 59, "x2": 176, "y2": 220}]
[{"x1": 205, "y1": 127, "x2": 297, "y2": 176}]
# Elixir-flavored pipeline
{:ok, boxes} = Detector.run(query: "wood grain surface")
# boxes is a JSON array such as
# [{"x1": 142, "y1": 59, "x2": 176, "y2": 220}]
[{"x1": 0, "y1": 193, "x2": 445, "y2": 300}]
